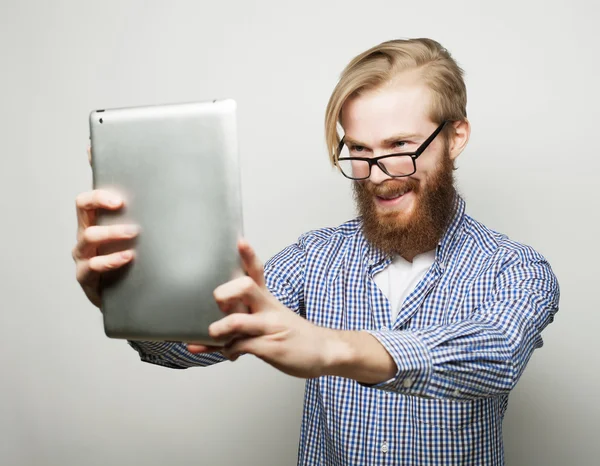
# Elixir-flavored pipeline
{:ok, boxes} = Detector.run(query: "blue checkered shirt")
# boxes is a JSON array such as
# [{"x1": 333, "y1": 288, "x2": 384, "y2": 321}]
[{"x1": 130, "y1": 195, "x2": 560, "y2": 465}]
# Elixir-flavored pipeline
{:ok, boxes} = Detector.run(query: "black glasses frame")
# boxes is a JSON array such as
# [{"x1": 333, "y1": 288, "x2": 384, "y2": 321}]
[{"x1": 335, "y1": 120, "x2": 448, "y2": 180}]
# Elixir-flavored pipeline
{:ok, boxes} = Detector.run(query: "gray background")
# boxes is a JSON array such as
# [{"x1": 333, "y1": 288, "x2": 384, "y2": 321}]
[{"x1": 1, "y1": 0, "x2": 598, "y2": 465}]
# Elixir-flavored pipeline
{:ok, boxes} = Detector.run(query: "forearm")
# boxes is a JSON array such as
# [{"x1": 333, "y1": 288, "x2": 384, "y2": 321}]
[
  {"x1": 323, "y1": 258, "x2": 559, "y2": 400},
  {"x1": 323, "y1": 329, "x2": 398, "y2": 384},
  {"x1": 322, "y1": 318, "x2": 534, "y2": 400}
]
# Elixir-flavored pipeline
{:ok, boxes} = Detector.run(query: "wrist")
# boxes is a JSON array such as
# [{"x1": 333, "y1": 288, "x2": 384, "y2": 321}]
[
  {"x1": 319, "y1": 328, "x2": 398, "y2": 384},
  {"x1": 320, "y1": 328, "x2": 357, "y2": 378}
]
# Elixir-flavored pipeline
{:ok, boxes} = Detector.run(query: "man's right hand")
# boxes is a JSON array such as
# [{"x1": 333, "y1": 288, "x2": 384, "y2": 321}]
[{"x1": 72, "y1": 189, "x2": 139, "y2": 308}]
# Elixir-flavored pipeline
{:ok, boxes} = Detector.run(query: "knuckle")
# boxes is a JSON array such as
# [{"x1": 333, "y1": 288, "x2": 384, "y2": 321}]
[
  {"x1": 229, "y1": 315, "x2": 243, "y2": 332},
  {"x1": 75, "y1": 192, "x2": 85, "y2": 208},
  {"x1": 89, "y1": 255, "x2": 117, "y2": 272},
  {"x1": 213, "y1": 286, "x2": 224, "y2": 302},
  {"x1": 91, "y1": 190, "x2": 101, "y2": 205},
  {"x1": 87, "y1": 256, "x2": 100, "y2": 271},
  {"x1": 109, "y1": 252, "x2": 127, "y2": 268},
  {"x1": 75, "y1": 265, "x2": 83, "y2": 282},
  {"x1": 241, "y1": 276, "x2": 255, "y2": 292},
  {"x1": 82, "y1": 226, "x2": 96, "y2": 244},
  {"x1": 103, "y1": 258, "x2": 117, "y2": 270},
  {"x1": 75, "y1": 261, "x2": 90, "y2": 283},
  {"x1": 264, "y1": 312, "x2": 279, "y2": 329}
]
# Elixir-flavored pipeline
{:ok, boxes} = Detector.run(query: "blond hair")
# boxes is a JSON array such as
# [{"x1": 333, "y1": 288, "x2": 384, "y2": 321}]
[{"x1": 324, "y1": 38, "x2": 467, "y2": 166}]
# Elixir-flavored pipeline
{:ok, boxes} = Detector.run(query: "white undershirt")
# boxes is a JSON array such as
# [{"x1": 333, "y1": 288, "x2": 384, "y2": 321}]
[{"x1": 373, "y1": 250, "x2": 436, "y2": 324}]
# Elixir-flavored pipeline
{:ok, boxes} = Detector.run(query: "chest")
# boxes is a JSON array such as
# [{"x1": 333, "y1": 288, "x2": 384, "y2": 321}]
[{"x1": 304, "y1": 258, "x2": 500, "y2": 331}]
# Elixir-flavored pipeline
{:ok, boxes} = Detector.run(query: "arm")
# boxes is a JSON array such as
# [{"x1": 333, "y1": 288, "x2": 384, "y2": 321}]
[
  {"x1": 208, "y1": 243, "x2": 558, "y2": 397},
  {"x1": 129, "y1": 238, "x2": 307, "y2": 368},
  {"x1": 327, "y1": 254, "x2": 560, "y2": 400}
]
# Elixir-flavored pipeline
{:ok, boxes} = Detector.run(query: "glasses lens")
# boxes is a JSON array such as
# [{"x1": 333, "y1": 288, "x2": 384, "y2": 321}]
[
  {"x1": 378, "y1": 155, "x2": 415, "y2": 176},
  {"x1": 337, "y1": 143, "x2": 369, "y2": 179},
  {"x1": 337, "y1": 159, "x2": 370, "y2": 179},
  {"x1": 337, "y1": 142, "x2": 416, "y2": 179}
]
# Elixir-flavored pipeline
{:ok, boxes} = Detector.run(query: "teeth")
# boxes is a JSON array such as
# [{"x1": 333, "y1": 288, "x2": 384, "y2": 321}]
[{"x1": 380, "y1": 189, "x2": 408, "y2": 200}]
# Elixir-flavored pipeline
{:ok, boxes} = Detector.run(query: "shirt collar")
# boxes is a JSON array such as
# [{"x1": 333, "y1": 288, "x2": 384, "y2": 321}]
[{"x1": 434, "y1": 193, "x2": 465, "y2": 272}]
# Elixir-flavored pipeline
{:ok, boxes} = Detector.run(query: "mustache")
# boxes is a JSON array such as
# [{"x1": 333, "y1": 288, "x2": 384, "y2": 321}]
[{"x1": 359, "y1": 178, "x2": 420, "y2": 197}]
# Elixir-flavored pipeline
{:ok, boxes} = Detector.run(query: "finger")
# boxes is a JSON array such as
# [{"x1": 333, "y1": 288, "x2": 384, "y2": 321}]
[
  {"x1": 213, "y1": 275, "x2": 266, "y2": 310},
  {"x1": 222, "y1": 336, "x2": 267, "y2": 361},
  {"x1": 229, "y1": 301, "x2": 250, "y2": 314},
  {"x1": 75, "y1": 224, "x2": 140, "y2": 258},
  {"x1": 186, "y1": 343, "x2": 222, "y2": 354},
  {"x1": 87, "y1": 146, "x2": 92, "y2": 166},
  {"x1": 238, "y1": 239, "x2": 265, "y2": 288},
  {"x1": 76, "y1": 189, "x2": 123, "y2": 216},
  {"x1": 88, "y1": 249, "x2": 135, "y2": 273},
  {"x1": 214, "y1": 298, "x2": 248, "y2": 316},
  {"x1": 76, "y1": 190, "x2": 124, "y2": 237},
  {"x1": 209, "y1": 313, "x2": 268, "y2": 341}
]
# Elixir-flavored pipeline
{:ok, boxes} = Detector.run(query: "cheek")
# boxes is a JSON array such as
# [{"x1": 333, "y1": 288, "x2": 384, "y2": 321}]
[
  {"x1": 415, "y1": 147, "x2": 446, "y2": 179},
  {"x1": 414, "y1": 159, "x2": 436, "y2": 182}
]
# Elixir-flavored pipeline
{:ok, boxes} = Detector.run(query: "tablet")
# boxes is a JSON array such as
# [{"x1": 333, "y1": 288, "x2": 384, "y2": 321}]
[{"x1": 89, "y1": 99, "x2": 245, "y2": 345}]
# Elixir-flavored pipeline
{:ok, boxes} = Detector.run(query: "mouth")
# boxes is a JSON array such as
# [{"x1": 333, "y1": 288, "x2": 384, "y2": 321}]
[
  {"x1": 376, "y1": 188, "x2": 412, "y2": 201},
  {"x1": 374, "y1": 188, "x2": 414, "y2": 208}
]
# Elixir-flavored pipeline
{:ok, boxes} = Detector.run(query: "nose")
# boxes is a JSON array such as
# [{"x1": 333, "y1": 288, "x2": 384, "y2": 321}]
[{"x1": 368, "y1": 163, "x2": 393, "y2": 184}]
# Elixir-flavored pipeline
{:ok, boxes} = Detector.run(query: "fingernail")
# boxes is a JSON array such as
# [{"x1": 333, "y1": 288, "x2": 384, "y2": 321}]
[
  {"x1": 109, "y1": 198, "x2": 121, "y2": 207},
  {"x1": 121, "y1": 250, "x2": 132, "y2": 260},
  {"x1": 124, "y1": 225, "x2": 139, "y2": 236}
]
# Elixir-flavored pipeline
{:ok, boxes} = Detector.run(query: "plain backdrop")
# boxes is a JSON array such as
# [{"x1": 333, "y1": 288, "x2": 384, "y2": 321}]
[{"x1": 1, "y1": 0, "x2": 598, "y2": 465}]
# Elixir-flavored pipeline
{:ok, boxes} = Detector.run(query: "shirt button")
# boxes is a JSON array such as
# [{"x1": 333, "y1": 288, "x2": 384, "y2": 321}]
[
  {"x1": 403, "y1": 377, "x2": 414, "y2": 388},
  {"x1": 381, "y1": 441, "x2": 388, "y2": 453},
  {"x1": 453, "y1": 389, "x2": 461, "y2": 397},
  {"x1": 381, "y1": 326, "x2": 389, "y2": 331}
]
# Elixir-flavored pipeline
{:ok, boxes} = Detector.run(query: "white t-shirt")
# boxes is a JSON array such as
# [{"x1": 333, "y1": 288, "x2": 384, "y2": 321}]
[{"x1": 373, "y1": 250, "x2": 436, "y2": 324}]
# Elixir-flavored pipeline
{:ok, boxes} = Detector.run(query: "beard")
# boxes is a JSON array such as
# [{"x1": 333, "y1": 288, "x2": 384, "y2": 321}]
[{"x1": 353, "y1": 152, "x2": 457, "y2": 260}]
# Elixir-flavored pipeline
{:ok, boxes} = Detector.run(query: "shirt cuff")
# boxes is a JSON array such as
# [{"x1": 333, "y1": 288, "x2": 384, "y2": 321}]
[
  {"x1": 361, "y1": 330, "x2": 432, "y2": 394},
  {"x1": 128, "y1": 340, "x2": 176, "y2": 356}
]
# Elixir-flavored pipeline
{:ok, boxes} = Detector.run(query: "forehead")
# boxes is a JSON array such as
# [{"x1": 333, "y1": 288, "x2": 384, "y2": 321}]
[{"x1": 340, "y1": 73, "x2": 434, "y2": 143}]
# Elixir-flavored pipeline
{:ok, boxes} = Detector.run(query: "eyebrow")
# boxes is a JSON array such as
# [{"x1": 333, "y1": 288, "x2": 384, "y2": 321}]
[{"x1": 343, "y1": 133, "x2": 421, "y2": 147}]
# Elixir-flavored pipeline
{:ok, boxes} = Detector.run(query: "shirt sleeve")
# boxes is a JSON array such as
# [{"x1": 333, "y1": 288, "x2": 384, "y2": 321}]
[
  {"x1": 362, "y1": 253, "x2": 560, "y2": 400},
  {"x1": 263, "y1": 237, "x2": 307, "y2": 316},
  {"x1": 127, "y1": 340, "x2": 227, "y2": 369},
  {"x1": 128, "y1": 237, "x2": 307, "y2": 368}
]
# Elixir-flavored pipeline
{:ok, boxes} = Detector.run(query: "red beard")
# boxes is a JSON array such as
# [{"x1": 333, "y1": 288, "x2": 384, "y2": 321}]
[{"x1": 353, "y1": 153, "x2": 457, "y2": 260}]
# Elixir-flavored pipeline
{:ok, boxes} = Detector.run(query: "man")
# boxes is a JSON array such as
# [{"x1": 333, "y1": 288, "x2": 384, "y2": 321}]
[{"x1": 73, "y1": 38, "x2": 560, "y2": 465}]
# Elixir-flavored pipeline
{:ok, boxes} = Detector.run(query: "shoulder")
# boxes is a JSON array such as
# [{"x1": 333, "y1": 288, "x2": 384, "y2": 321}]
[
  {"x1": 296, "y1": 218, "x2": 362, "y2": 251},
  {"x1": 460, "y1": 215, "x2": 558, "y2": 293},
  {"x1": 462, "y1": 214, "x2": 548, "y2": 264},
  {"x1": 264, "y1": 218, "x2": 363, "y2": 274}
]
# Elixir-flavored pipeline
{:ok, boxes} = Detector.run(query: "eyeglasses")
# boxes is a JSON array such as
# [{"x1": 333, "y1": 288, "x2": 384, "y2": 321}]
[{"x1": 335, "y1": 121, "x2": 447, "y2": 180}]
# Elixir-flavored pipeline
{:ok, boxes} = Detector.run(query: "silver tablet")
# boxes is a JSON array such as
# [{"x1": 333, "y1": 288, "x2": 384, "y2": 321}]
[{"x1": 89, "y1": 99, "x2": 245, "y2": 345}]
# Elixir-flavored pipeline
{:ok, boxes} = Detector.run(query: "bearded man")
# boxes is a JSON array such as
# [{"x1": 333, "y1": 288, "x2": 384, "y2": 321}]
[{"x1": 73, "y1": 38, "x2": 560, "y2": 465}]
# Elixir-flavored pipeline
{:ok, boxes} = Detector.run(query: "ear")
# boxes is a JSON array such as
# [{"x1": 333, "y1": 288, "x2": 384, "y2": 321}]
[{"x1": 448, "y1": 119, "x2": 470, "y2": 162}]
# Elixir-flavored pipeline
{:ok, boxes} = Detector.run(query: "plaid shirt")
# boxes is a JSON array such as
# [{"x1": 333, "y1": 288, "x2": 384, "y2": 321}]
[{"x1": 130, "y1": 195, "x2": 560, "y2": 465}]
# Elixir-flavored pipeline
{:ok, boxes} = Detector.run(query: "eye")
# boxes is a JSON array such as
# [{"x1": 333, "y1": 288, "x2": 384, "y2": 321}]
[
  {"x1": 350, "y1": 145, "x2": 366, "y2": 153},
  {"x1": 393, "y1": 141, "x2": 408, "y2": 148}
]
